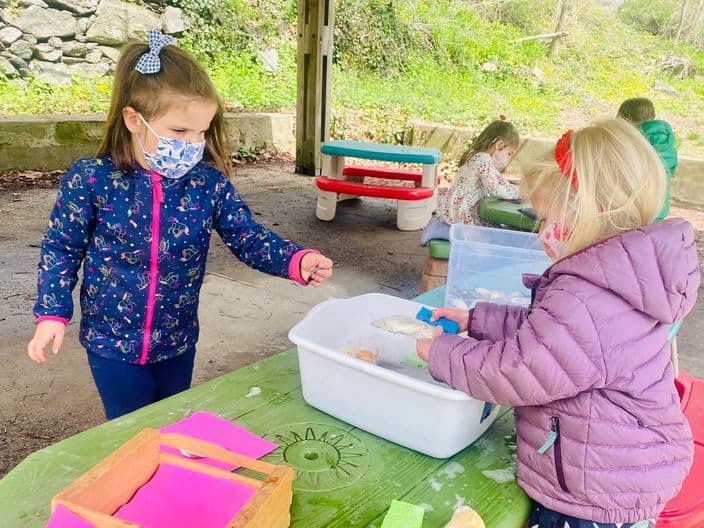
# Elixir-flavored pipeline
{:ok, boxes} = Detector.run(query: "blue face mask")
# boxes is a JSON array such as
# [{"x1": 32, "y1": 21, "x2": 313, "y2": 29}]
[{"x1": 137, "y1": 114, "x2": 206, "y2": 179}]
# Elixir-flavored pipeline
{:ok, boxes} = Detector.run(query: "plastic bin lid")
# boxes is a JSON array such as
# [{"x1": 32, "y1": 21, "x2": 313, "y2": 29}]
[{"x1": 449, "y1": 223, "x2": 545, "y2": 254}]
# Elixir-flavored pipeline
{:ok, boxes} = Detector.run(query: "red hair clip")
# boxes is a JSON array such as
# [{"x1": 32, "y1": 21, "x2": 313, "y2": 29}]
[
  {"x1": 499, "y1": 114, "x2": 507, "y2": 121},
  {"x1": 555, "y1": 130, "x2": 578, "y2": 190}
]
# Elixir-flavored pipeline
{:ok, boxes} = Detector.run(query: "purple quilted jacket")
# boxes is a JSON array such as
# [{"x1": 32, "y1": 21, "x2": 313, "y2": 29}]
[{"x1": 429, "y1": 219, "x2": 700, "y2": 523}]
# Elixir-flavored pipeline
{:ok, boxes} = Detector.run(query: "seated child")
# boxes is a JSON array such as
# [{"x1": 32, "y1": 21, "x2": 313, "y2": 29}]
[
  {"x1": 618, "y1": 97, "x2": 678, "y2": 221},
  {"x1": 421, "y1": 120, "x2": 520, "y2": 245},
  {"x1": 417, "y1": 118, "x2": 699, "y2": 526}
]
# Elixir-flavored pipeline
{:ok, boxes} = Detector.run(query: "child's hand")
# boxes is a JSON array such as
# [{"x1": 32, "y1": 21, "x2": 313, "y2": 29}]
[
  {"x1": 28, "y1": 321, "x2": 66, "y2": 364},
  {"x1": 417, "y1": 326, "x2": 444, "y2": 362},
  {"x1": 301, "y1": 253, "x2": 333, "y2": 287},
  {"x1": 430, "y1": 308, "x2": 471, "y2": 334}
]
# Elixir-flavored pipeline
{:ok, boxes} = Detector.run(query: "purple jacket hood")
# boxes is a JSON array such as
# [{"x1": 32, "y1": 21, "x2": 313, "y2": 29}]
[{"x1": 546, "y1": 218, "x2": 699, "y2": 324}]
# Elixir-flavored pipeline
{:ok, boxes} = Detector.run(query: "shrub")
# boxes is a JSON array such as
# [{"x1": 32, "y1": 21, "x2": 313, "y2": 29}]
[
  {"x1": 618, "y1": 0, "x2": 677, "y2": 37},
  {"x1": 160, "y1": 0, "x2": 296, "y2": 60},
  {"x1": 333, "y1": 0, "x2": 424, "y2": 73}
]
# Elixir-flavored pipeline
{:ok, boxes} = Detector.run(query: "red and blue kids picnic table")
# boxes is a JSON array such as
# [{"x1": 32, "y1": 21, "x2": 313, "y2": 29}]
[{"x1": 315, "y1": 140, "x2": 442, "y2": 231}]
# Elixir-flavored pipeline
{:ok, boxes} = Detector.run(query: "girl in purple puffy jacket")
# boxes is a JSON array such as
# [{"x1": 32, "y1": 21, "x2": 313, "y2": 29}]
[
  {"x1": 417, "y1": 118, "x2": 699, "y2": 527},
  {"x1": 27, "y1": 30, "x2": 333, "y2": 419}
]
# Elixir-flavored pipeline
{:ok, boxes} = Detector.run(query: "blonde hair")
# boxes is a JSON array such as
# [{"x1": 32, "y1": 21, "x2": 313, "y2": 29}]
[
  {"x1": 98, "y1": 42, "x2": 232, "y2": 177},
  {"x1": 521, "y1": 118, "x2": 665, "y2": 256},
  {"x1": 459, "y1": 120, "x2": 519, "y2": 166}
]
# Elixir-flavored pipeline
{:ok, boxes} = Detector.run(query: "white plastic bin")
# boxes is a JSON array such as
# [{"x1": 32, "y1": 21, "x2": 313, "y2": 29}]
[
  {"x1": 445, "y1": 224, "x2": 551, "y2": 310},
  {"x1": 288, "y1": 293, "x2": 501, "y2": 458}
]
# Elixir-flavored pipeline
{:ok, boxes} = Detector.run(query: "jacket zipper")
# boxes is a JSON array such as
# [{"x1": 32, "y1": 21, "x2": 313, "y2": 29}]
[
  {"x1": 138, "y1": 171, "x2": 163, "y2": 365},
  {"x1": 597, "y1": 389, "x2": 645, "y2": 427},
  {"x1": 538, "y1": 417, "x2": 570, "y2": 493},
  {"x1": 551, "y1": 416, "x2": 570, "y2": 493}
]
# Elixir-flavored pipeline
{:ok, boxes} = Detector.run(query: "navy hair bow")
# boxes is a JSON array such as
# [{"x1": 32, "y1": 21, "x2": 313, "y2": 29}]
[{"x1": 135, "y1": 29, "x2": 174, "y2": 74}]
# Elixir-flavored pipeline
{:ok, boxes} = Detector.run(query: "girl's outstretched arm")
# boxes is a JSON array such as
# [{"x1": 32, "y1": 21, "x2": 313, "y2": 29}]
[
  {"x1": 427, "y1": 286, "x2": 605, "y2": 406},
  {"x1": 213, "y1": 175, "x2": 329, "y2": 285},
  {"x1": 468, "y1": 302, "x2": 528, "y2": 342}
]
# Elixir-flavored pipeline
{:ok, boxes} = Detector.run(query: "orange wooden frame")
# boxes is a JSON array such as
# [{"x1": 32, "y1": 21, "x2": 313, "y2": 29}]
[{"x1": 51, "y1": 428, "x2": 294, "y2": 528}]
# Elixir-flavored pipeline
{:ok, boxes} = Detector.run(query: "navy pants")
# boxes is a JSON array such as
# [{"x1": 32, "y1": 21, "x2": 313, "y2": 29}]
[
  {"x1": 87, "y1": 351, "x2": 196, "y2": 419},
  {"x1": 529, "y1": 502, "x2": 655, "y2": 528}
]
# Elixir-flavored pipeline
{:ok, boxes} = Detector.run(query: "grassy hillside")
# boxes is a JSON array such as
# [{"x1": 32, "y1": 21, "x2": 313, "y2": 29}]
[{"x1": 1, "y1": 0, "x2": 702, "y2": 156}]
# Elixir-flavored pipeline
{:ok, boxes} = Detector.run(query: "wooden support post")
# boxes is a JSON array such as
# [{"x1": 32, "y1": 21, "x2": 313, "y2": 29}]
[{"x1": 296, "y1": 0, "x2": 335, "y2": 175}]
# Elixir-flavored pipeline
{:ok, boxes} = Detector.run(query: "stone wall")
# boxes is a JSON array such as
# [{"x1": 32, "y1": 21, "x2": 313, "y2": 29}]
[
  {"x1": 409, "y1": 120, "x2": 704, "y2": 209},
  {"x1": 0, "y1": 0, "x2": 187, "y2": 83},
  {"x1": 0, "y1": 113, "x2": 295, "y2": 171}
]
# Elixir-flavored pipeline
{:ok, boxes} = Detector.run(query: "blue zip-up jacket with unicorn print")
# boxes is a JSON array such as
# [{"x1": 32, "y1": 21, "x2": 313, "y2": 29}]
[{"x1": 34, "y1": 156, "x2": 311, "y2": 364}]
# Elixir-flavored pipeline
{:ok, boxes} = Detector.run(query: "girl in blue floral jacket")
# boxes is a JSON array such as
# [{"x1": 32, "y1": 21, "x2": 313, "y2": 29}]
[{"x1": 28, "y1": 30, "x2": 333, "y2": 419}]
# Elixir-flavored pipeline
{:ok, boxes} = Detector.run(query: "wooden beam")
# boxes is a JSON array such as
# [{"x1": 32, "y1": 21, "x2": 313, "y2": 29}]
[
  {"x1": 296, "y1": 0, "x2": 335, "y2": 175},
  {"x1": 513, "y1": 31, "x2": 567, "y2": 43}
]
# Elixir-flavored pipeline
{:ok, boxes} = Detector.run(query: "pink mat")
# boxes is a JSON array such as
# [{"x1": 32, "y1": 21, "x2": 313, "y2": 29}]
[
  {"x1": 159, "y1": 411, "x2": 277, "y2": 470},
  {"x1": 115, "y1": 463, "x2": 256, "y2": 528},
  {"x1": 45, "y1": 504, "x2": 95, "y2": 528}
]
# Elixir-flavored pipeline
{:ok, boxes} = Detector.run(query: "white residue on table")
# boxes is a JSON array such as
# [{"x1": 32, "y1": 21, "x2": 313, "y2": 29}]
[
  {"x1": 440, "y1": 462, "x2": 465, "y2": 479},
  {"x1": 429, "y1": 477, "x2": 443, "y2": 491},
  {"x1": 245, "y1": 386, "x2": 262, "y2": 398},
  {"x1": 481, "y1": 467, "x2": 516, "y2": 484}
]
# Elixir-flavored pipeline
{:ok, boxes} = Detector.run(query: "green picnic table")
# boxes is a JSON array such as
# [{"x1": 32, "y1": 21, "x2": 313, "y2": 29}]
[
  {"x1": 0, "y1": 287, "x2": 530, "y2": 528},
  {"x1": 479, "y1": 197, "x2": 538, "y2": 232}
]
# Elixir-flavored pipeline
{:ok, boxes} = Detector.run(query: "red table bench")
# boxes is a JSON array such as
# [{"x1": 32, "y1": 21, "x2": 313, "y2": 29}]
[{"x1": 656, "y1": 371, "x2": 704, "y2": 527}]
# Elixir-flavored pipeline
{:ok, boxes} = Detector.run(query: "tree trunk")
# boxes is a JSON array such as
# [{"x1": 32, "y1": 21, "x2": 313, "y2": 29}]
[
  {"x1": 687, "y1": 0, "x2": 704, "y2": 44},
  {"x1": 549, "y1": 0, "x2": 569, "y2": 57},
  {"x1": 675, "y1": 0, "x2": 688, "y2": 43}
]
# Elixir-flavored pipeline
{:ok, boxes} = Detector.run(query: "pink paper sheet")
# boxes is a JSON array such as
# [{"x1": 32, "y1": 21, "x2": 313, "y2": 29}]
[
  {"x1": 159, "y1": 411, "x2": 277, "y2": 470},
  {"x1": 115, "y1": 463, "x2": 256, "y2": 528},
  {"x1": 45, "y1": 504, "x2": 95, "y2": 528}
]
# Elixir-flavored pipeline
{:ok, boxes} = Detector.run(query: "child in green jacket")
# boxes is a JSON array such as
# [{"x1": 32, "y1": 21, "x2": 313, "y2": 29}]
[{"x1": 618, "y1": 97, "x2": 678, "y2": 221}]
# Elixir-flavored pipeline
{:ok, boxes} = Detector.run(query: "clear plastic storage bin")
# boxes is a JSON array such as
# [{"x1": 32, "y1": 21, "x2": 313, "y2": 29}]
[{"x1": 445, "y1": 224, "x2": 551, "y2": 310}]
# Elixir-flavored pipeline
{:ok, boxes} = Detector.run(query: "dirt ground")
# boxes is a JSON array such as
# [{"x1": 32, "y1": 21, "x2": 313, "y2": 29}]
[{"x1": 1, "y1": 163, "x2": 703, "y2": 479}]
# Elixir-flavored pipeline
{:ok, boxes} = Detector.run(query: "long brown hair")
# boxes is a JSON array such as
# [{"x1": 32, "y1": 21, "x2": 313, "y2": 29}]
[
  {"x1": 459, "y1": 120, "x2": 519, "y2": 166},
  {"x1": 98, "y1": 42, "x2": 232, "y2": 177}
]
